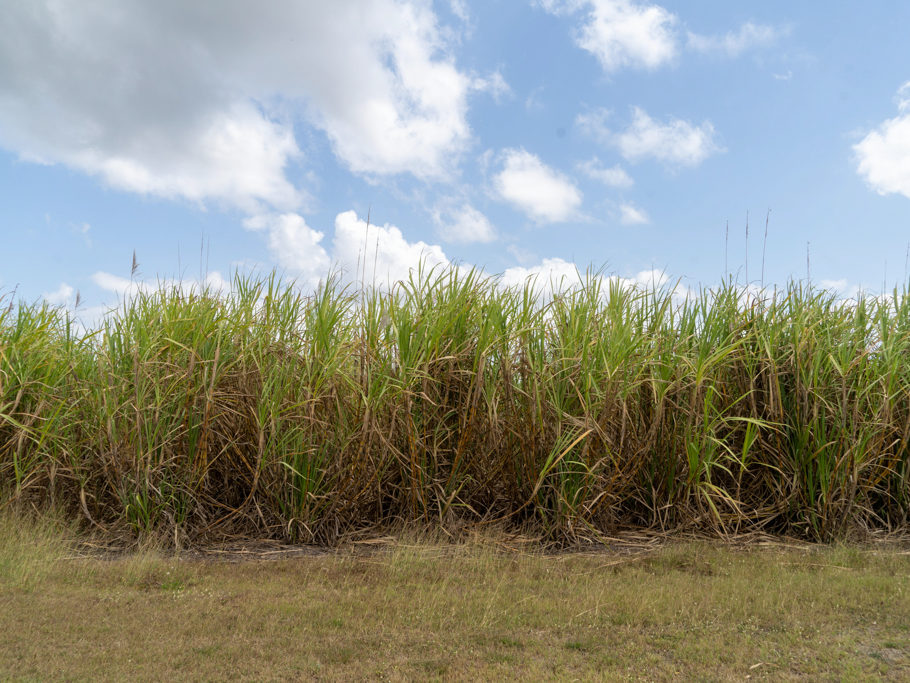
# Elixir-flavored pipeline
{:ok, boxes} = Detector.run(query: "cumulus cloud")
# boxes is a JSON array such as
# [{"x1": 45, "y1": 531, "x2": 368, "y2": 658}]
[
  {"x1": 332, "y1": 211, "x2": 450, "y2": 287},
  {"x1": 0, "y1": 1, "x2": 480, "y2": 212},
  {"x1": 819, "y1": 278, "x2": 863, "y2": 302},
  {"x1": 493, "y1": 149, "x2": 583, "y2": 223},
  {"x1": 91, "y1": 271, "x2": 230, "y2": 299},
  {"x1": 246, "y1": 209, "x2": 452, "y2": 288},
  {"x1": 614, "y1": 107, "x2": 722, "y2": 167},
  {"x1": 472, "y1": 71, "x2": 512, "y2": 102},
  {"x1": 578, "y1": 107, "x2": 722, "y2": 167},
  {"x1": 687, "y1": 22, "x2": 782, "y2": 57},
  {"x1": 577, "y1": 157, "x2": 634, "y2": 188},
  {"x1": 898, "y1": 82, "x2": 910, "y2": 112},
  {"x1": 619, "y1": 203, "x2": 649, "y2": 225},
  {"x1": 539, "y1": 0, "x2": 678, "y2": 72},
  {"x1": 43, "y1": 283, "x2": 75, "y2": 306},
  {"x1": 501, "y1": 257, "x2": 584, "y2": 291},
  {"x1": 854, "y1": 82, "x2": 910, "y2": 200},
  {"x1": 575, "y1": 108, "x2": 614, "y2": 145},
  {"x1": 500, "y1": 258, "x2": 683, "y2": 302},
  {"x1": 433, "y1": 203, "x2": 497, "y2": 244},
  {"x1": 90, "y1": 273, "x2": 144, "y2": 299},
  {"x1": 244, "y1": 213, "x2": 331, "y2": 289},
  {"x1": 506, "y1": 244, "x2": 538, "y2": 265},
  {"x1": 248, "y1": 209, "x2": 457, "y2": 289},
  {"x1": 540, "y1": 3, "x2": 783, "y2": 73},
  {"x1": 449, "y1": 0, "x2": 471, "y2": 24},
  {"x1": 88, "y1": 104, "x2": 301, "y2": 212}
]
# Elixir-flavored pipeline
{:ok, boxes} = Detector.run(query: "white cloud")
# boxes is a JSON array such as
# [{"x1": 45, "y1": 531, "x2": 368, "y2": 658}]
[
  {"x1": 506, "y1": 244, "x2": 538, "y2": 265},
  {"x1": 540, "y1": 0, "x2": 678, "y2": 72},
  {"x1": 493, "y1": 149, "x2": 583, "y2": 223},
  {"x1": 542, "y1": 3, "x2": 781, "y2": 72},
  {"x1": 578, "y1": 107, "x2": 722, "y2": 167},
  {"x1": 332, "y1": 211, "x2": 450, "y2": 287},
  {"x1": 855, "y1": 82, "x2": 910, "y2": 200},
  {"x1": 819, "y1": 278, "x2": 849, "y2": 291},
  {"x1": 433, "y1": 203, "x2": 496, "y2": 244},
  {"x1": 819, "y1": 278, "x2": 862, "y2": 301},
  {"x1": 0, "y1": 1, "x2": 478, "y2": 212},
  {"x1": 90, "y1": 272, "x2": 145, "y2": 299},
  {"x1": 898, "y1": 82, "x2": 910, "y2": 112},
  {"x1": 244, "y1": 213, "x2": 331, "y2": 288},
  {"x1": 501, "y1": 257, "x2": 584, "y2": 291},
  {"x1": 525, "y1": 86, "x2": 546, "y2": 112},
  {"x1": 91, "y1": 271, "x2": 230, "y2": 299},
  {"x1": 500, "y1": 258, "x2": 685, "y2": 302},
  {"x1": 575, "y1": 108, "x2": 613, "y2": 145},
  {"x1": 687, "y1": 22, "x2": 781, "y2": 57},
  {"x1": 577, "y1": 157, "x2": 634, "y2": 188},
  {"x1": 472, "y1": 71, "x2": 511, "y2": 102},
  {"x1": 43, "y1": 282, "x2": 74, "y2": 306},
  {"x1": 80, "y1": 103, "x2": 302, "y2": 213},
  {"x1": 619, "y1": 203, "x2": 649, "y2": 225},
  {"x1": 449, "y1": 0, "x2": 471, "y2": 24},
  {"x1": 614, "y1": 107, "x2": 722, "y2": 167}
]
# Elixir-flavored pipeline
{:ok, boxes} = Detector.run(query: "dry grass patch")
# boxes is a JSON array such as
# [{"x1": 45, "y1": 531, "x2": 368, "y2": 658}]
[{"x1": 0, "y1": 518, "x2": 908, "y2": 680}]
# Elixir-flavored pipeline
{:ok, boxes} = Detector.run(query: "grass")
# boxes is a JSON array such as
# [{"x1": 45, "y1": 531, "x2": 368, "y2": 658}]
[
  {"x1": 1, "y1": 265, "x2": 910, "y2": 545},
  {"x1": 1, "y1": 514, "x2": 908, "y2": 680}
]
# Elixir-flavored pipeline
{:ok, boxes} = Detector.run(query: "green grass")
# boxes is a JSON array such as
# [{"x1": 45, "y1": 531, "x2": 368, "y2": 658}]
[
  {"x1": 0, "y1": 515, "x2": 908, "y2": 680},
  {"x1": 1, "y1": 266, "x2": 909, "y2": 545}
]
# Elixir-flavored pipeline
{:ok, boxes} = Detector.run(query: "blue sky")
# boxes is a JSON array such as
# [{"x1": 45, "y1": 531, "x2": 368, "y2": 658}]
[{"x1": 2, "y1": 1, "x2": 910, "y2": 317}]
